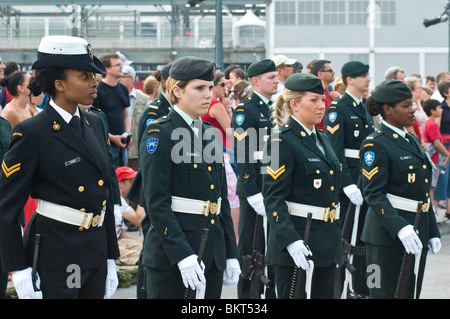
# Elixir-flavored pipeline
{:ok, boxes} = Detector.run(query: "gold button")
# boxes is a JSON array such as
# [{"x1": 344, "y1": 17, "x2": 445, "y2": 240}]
[
  {"x1": 332, "y1": 202, "x2": 335, "y2": 207},
  {"x1": 78, "y1": 186, "x2": 84, "y2": 192},
  {"x1": 330, "y1": 170, "x2": 334, "y2": 175},
  {"x1": 80, "y1": 208, "x2": 86, "y2": 212},
  {"x1": 409, "y1": 165, "x2": 413, "y2": 169},
  {"x1": 78, "y1": 227, "x2": 84, "y2": 231},
  {"x1": 210, "y1": 219, "x2": 215, "y2": 225},
  {"x1": 208, "y1": 166, "x2": 212, "y2": 171},
  {"x1": 423, "y1": 165, "x2": 427, "y2": 169},
  {"x1": 210, "y1": 184, "x2": 214, "y2": 190},
  {"x1": 193, "y1": 164, "x2": 197, "y2": 168},
  {"x1": 316, "y1": 170, "x2": 320, "y2": 174},
  {"x1": 330, "y1": 186, "x2": 335, "y2": 191},
  {"x1": 426, "y1": 193, "x2": 429, "y2": 197},
  {"x1": 365, "y1": 125, "x2": 369, "y2": 128},
  {"x1": 98, "y1": 180, "x2": 104, "y2": 186},
  {"x1": 425, "y1": 179, "x2": 429, "y2": 183},
  {"x1": 102, "y1": 200, "x2": 107, "y2": 206}
]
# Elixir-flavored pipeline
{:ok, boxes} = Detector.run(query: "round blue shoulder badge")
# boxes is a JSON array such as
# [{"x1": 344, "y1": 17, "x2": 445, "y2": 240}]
[
  {"x1": 364, "y1": 151, "x2": 375, "y2": 167},
  {"x1": 236, "y1": 114, "x2": 245, "y2": 127},
  {"x1": 328, "y1": 112, "x2": 337, "y2": 124},
  {"x1": 147, "y1": 138, "x2": 159, "y2": 155}
]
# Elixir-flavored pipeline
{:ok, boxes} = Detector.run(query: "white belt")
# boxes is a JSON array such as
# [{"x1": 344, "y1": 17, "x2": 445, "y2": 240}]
[
  {"x1": 171, "y1": 196, "x2": 221, "y2": 217},
  {"x1": 345, "y1": 148, "x2": 359, "y2": 159},
  {"x1": 386, "y1": 193, "x2": 430, "y2": 213},
  {"x1": 286, "y1": 201, "x2": 340, "y2": 223},
  {"x1": 36, "y1": 199, "x2": 106, "y2": 230}
]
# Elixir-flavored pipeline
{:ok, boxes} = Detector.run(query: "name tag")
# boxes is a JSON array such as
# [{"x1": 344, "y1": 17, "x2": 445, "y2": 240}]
[
  {"x1": 187, "y1": 152, "x2": 200, "y2": 157},
  {"x1": 400, "y1": 155, "x2": 412, "y2": 160},
  {"x1": 65, "y1": 157, "x2": 81, "y2": 166},
  {"x1": 308, "y1": 158, "x2": 321, "y2": 162},
  {"x1": 253, "y1": 151, "x2": 263, "y2": 160}
]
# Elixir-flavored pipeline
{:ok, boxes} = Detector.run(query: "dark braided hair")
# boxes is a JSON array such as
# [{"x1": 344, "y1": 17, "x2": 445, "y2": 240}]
[{"x1": 28, "y1": 68, "x2": 67, "y2": 98}]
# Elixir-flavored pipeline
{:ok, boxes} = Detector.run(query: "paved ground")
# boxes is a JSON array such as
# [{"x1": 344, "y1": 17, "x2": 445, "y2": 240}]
[{"x1": 113, "y1": 214, "x2": 450, "y2": 299}]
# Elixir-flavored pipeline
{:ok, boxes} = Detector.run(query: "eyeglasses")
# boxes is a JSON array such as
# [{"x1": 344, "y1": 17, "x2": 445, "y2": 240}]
[
  {"x1": 216, "y1": 82, "x2": 226, "y2": 87},
  {"x1": 321, "y1": 69, "x2": 334, "y2": 73}
]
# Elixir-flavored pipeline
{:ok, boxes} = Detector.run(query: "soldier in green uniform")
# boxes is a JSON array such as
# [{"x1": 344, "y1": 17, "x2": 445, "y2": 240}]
[
  {"x1": 127, "y1": 62, "x2": 173, "y2": 298},
  {"x1": 323, "y1": 61, "x2": 373, "y2": 297},
  {"x1": 139, "y1": 56, "x2": 240, "y2": 299},
  {"x1": 231, "y1": 59, "x2": 279, "y2": 299},
  {"x1": 361, "y1": 80, "x2": 441, "y2": 299},
  {"x1": 263, "y1": 73, "x2": 342, "y2": 299}
]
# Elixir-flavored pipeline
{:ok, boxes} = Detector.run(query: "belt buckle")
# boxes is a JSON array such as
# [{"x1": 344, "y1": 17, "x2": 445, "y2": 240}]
[
  {"x1": 209, "y1": 202, "x2": 218, "y2": 215},
  {"x1": 419, "y1": 201, "x2": 429, "y2": 213},
  {"x1": 323, "y1": 207, "x2": 330, "y2": 222},
  {"x1": 202, "y1": 200, "x2": 210, "y2": 217},
  {"x1": 329, "y1": 209, "x2": 336, "y2": 223},
  {"x1": 91, "y1": 214, "x2": 101, "y2": 227},
  {"x1": 80, "y1": 212, "x2": 93, "y2": 230}
]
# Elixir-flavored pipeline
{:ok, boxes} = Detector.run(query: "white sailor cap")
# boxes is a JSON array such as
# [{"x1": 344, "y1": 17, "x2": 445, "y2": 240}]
[{"x1": 32, "y1": 35, "x2": 106, "y2": 75}]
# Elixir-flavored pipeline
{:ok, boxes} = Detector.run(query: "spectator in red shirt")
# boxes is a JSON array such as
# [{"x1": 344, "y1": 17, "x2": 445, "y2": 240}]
[{"x1": 422, "y1": 98, "x2": 450, "y2": 216}]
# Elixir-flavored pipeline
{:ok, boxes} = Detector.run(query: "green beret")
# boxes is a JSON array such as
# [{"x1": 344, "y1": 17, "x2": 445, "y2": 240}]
[
  {"x1": 284, "y1": 73, "x2": 324, "y2": 94},
  {"x1": 341, "y1": 61, "x2": 369, "y2": 78},
  {"x1": 247, "y1": 59, "x2": 277, "y2": 77},
  {"x1": 371, "y1": 80, "x2": 413, "y2": 104},
  {"x1": 169, "y1": 56, "x2": 215, "y2": 81}
]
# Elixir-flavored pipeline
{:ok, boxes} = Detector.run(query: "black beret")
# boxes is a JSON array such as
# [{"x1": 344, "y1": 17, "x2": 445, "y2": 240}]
[
  {"x1": 160, "y1": 62, "x2": 173, "y2": 80},
  {"x1": 247, "y1": 59, "x2": 277, "y2": 77},
  {"x1": 32, "y1": 35, "x2": 106, "y2": 75},
  {"x1": 169, "y1": 56, "x2": 215, "y2": 81},
  {"x1": 284, "y1": 73, "x2": 324, "y2": 94},
  {"x1": 341, "y1": 61, "x2": 369, "y2": 78},
  {"x1": 371, "y1": 80, "x2": 413, "y2": 104}
]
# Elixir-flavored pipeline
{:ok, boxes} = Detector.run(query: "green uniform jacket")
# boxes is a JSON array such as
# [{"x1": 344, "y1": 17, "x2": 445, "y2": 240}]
[
  {"x1": 262, "y1": 118, "x2": 342, "y2": 268},
  {"x1": 139, "y1": 110, "x2": 238, "y2": 272},
  {"x1": 231, "y1": 92, "x2": 272, "y2": 198},
  {"x1": 127, "y1": 93, "x2": 172, "y2": 234},
  {"x1": 359, "y1": 124, "x2": 440, "y2": 246},
  {"x1": 324, "y1": 93, "x2": 375, "y2": 188}
]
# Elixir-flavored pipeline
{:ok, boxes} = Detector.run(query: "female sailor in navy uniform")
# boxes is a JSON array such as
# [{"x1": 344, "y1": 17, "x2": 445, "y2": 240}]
[
  {"x1": 360, "y1": 80, "x2": 441, "y2": 298},
  {"x1": 262, "y1": 73, "x2": 342, "y2": 298},
  {"x1": 0, "y1": 36, "x2": 120, "y2": 299},
  {"x1": 139, "y1": 56, "x2": 240, "y2": 299}
]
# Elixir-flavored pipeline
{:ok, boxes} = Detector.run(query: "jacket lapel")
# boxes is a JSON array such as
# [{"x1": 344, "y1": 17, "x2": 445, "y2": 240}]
[
  {"x1": 169, "y1": 110, "x2": 206, "y2": 161},
  {"x1": 382, "y1": 124, "x2": 423, "y2": 159},
  {"x1": 44, "y1": 104, "x2": 103, "y2": 172},
  {"x1": 343, "y1": 93, "x2": 367, "y2": 121},
  {"x1": 290, "y1": 118, "x2": 330, "y2": 163}
]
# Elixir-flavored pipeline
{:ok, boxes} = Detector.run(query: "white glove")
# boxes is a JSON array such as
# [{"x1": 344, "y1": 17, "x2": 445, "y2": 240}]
[
  {"x1": 247, "y1": 193, "x2": 266, "y2": 216},
  {"x1": 343, "y1": 184, "x2": 364, "y2": 206},
  {"x1": 104, "y1": 259, "x2": 119, "y2": 298},
  {"x1": 11, "y1": 267, "x2": 42, "y2": 299},
  {"x1": 177, "y1": 254, "x2": 206, "y2": 290},
  {"x1": 286, "y1": 240, "x2": 312, "y2": 270},
  {"x1": 428, "y1": 237, "x2": 442, "y2": 254},
  {"x1": 397, "y1": 225, "x2": 423, "y2": 255},
  {"x1": 223, "y1": 258, "x2": 241, "y2": 286}
]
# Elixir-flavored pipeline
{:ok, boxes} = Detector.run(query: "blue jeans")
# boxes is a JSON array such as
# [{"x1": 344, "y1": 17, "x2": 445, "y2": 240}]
[{"x1": 434, "y1": 142, "x2": 450, "y2": 201}]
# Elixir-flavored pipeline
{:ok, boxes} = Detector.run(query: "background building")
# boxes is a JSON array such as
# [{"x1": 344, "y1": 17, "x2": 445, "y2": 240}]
[
  {"x1": 0, "y1": 0, "x2": 449, "y2": 87},
  {"x1": 267, "y1": 0, "x2": 450, "y2": 86}
]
